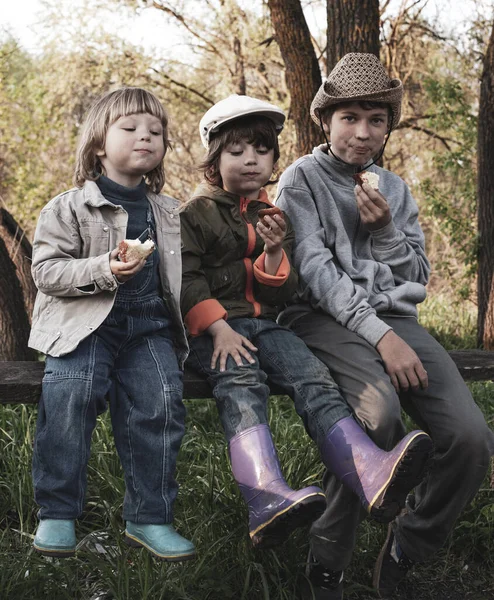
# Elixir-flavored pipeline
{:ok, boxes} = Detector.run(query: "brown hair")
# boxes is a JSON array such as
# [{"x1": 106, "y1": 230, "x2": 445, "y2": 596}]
[
  {"x1": 200, "y1": 115, "x2": 280, "y2": 187},
  {"x1": 73, "y1": 87, "x2": 172, "y2": 193}
]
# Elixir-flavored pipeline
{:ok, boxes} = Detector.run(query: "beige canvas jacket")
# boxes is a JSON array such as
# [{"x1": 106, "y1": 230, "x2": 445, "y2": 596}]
[{"x1": 28, "y1": 180, "x2": 188, "y2": 364}]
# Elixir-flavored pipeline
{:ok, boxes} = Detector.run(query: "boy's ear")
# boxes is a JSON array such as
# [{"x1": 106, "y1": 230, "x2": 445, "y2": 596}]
[{"x1": 321, "y1": 118, "x2": 331, "y2": 135}]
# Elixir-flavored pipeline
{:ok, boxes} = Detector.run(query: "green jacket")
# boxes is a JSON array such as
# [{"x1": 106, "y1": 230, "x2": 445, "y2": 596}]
[{"x1": 180, "y1": 183, "x2": 298, "y2": 336}]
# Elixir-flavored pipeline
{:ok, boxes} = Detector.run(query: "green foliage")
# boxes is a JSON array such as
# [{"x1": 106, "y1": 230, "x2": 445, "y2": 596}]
[
  {"x1": 1, "y1": 388, "x2": 492, "y2": 599},
  {"x1": 419, "y1": 75, "x2": 478, "y2": 299},
  {"x1": 418, "y1": 293, "x2": 477, "y2": 349},
  {"x1": 1, "y1": 303, "x2": 493, "y2": 599}
]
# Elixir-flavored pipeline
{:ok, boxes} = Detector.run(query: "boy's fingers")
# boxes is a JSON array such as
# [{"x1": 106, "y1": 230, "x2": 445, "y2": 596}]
[
  {"x1": 417, "y1": 365, "x2": 429, "y2": 389},
  {"x1": 239, "y1": 348, "x2": 255, "y2": 364}
]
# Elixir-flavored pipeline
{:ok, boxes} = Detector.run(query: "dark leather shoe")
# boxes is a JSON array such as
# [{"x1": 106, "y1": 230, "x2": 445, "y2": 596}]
[
  {"x1": 300, "y1": 550, "x2": 344, "y2": 600},
  {"x1": 373, "y1": 524, "x2": 415, "y2": 597}
]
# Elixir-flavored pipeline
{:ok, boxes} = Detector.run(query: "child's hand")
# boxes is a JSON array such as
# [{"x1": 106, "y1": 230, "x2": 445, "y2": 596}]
[
  {"x1": 207, "y1": 319, "x2": 258, "y2": 372},
  {"x1": 355, "y1": 183, "x2": 391, "y2": 231},
  {"x1": 109, "y1": 248, "x2": 146, "y2": 283},
  {"x1": 256, "y1": 211, "x2": 287, "y2": 254},
  {"x1": 376, "y1": 330, "x2": 428, "y2": 392}
]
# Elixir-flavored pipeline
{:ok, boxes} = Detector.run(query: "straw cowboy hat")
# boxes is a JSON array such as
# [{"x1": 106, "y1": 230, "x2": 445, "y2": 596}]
[{"x1": 310, "y1": 53, "x2": 403, "y2": 130}]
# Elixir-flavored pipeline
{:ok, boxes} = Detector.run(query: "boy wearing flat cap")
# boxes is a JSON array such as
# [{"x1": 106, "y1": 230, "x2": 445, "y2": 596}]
[{"x1": 276, "y1": 53, "x2": 494, "y2": 599}]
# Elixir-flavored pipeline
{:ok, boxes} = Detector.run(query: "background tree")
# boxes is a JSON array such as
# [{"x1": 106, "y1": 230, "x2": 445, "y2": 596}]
[
  {"x1": 267, "y1": 0, "x2": 322, "y2": 155},
  {"x1": 477, "y1": 18, "x2": 494, "y2": 349},
  {"x1": 0, "y1": 232, "x2": 35, "y2": 360},
  {"x1": 327, "y1": 0, "x2": 380, "y2": 70},
  {"x1": 1, "y1": 0, "x2": 494, "y2": 352},
  {"x1": 0, "y1": 208, "x2": 36, "y2": 321}
]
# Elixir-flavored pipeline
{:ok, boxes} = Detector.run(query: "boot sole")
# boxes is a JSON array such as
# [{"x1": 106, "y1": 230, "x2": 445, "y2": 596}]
[
  {"x1": 33, "y1": 543, "x2": 75, "y2": 558},
  {"x1": 251, "y1": 492, "x2": 326, "y2": 549},
  {"x1": 124, "y1": 533, "x2": 196, "y2": 562},
  {"x1": 369, "y1": 433, "x2": 433, "y2": 523}
]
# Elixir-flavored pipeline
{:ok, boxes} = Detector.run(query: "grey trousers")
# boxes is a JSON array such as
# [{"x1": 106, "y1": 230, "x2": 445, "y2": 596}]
[{"x1": 286, "y1": 312, "x2": 493, "y2": 569}]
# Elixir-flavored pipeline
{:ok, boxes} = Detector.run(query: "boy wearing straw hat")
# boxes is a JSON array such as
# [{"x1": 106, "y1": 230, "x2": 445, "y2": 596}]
[{"x1": 276, "y1": 53, "x2": 493, "y2": 599}]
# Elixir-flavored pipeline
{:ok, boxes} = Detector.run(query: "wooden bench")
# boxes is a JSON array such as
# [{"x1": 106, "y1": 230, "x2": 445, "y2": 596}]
[{"x1": 1, "y1": 351, "x2": 494, "y2": 405}]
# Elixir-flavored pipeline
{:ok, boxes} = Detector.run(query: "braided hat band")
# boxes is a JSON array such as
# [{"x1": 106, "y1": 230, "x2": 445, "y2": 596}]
[{"x1": 310, "y1": 53, "x2": 403, "y2": 130}]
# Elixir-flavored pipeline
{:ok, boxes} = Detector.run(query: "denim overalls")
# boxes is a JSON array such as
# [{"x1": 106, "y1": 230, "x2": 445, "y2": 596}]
[{"x1": 33, "y1": 182, "x2": 185, "y2": 525}]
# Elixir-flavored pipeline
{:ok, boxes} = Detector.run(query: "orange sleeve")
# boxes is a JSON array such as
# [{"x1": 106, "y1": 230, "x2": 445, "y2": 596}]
[
  {"x1": 253, "y1": 250, "x2": 290, "y2": 288},
  {"x1": 185, "y1": 298, "x2": 228, "y2": 336}
]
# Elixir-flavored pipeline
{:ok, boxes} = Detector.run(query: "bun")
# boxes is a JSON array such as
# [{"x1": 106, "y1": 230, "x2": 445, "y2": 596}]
[
  {"x1": 353, "y1": 171, "x2": 380, "y2": 190},
  {"x1": 258, "y1": 206, "x2": 283, "y2": 227},
  {"x1": 118, "y1": 239, "x2": 155, "y2": 262}
]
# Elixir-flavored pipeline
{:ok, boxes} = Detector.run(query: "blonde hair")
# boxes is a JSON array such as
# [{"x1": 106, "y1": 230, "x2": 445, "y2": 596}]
[{"x1": 74, "y1": 87, "x2": 172, "y2": 193}]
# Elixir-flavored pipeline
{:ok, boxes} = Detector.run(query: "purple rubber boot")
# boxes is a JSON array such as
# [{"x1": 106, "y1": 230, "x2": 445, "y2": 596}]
[
  {"x1": 321, "y1": 417, "x2": 433, "y2": 523},
  {"x1": 229, "y1": 424, "x2": 326, "y2": 549}
]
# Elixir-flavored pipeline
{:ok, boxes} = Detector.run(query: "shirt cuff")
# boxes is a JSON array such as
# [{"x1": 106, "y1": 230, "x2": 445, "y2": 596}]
[
  {"x1": 370, "y1": 220, "x2": 399, "y2": 246},
  {"x1": 356, "y1": 314, "x2": 393, "y2": 347},
  {"x1": 253, "y1": 250, "x2": 290, "y2": 288},
  {"x1": 185, "y1": 299, "x2": 228, "y2": 336}
]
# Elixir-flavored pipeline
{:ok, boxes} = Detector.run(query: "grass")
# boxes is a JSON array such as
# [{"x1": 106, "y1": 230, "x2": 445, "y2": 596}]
[{"x1": 1, "y1": 297, "x2": 493, "y2": 600}]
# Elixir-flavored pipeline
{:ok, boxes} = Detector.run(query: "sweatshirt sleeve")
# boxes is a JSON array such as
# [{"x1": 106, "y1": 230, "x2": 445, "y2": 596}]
[
  {"x1": 31, "y1": 205, "x2": 118, "y2": 297},
  {"x1": 180, "y1": 207, "x2": 227, "y2": 336},
  {"x1": 276, "y1": 177, "x2": 391, "y2": 347},
  {"x1": 369, "y1": 184, "x2": 430, "y2": 285}
]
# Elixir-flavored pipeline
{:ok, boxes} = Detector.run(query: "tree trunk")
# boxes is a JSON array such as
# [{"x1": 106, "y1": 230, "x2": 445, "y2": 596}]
[
  {"x1": 477, "y1": 22, "x2": 494, "y2": 349},
  {"x1": 327, "y1": 0, "x2": 380, "y2": 71},
  {"x1": 267, "y1": 0, "x2": 322, "y2": 156},
  {"x1": 0, "y1": 208, "x2": 37, "y2": 321},
  {"x1": 0, "y1": 235, "x2": 36, "y2": 360},
  {"x1": 233, "y1": 36, "x2": 247, "y2": 96}
]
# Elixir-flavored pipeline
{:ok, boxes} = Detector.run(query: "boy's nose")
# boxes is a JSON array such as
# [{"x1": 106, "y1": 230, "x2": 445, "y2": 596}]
[
  {"x1": 355, "y1": 122, "x2": 371, "y2": 139},
  {"x1": 244, "y1": 150, "x2": 258, "y2": 164}
]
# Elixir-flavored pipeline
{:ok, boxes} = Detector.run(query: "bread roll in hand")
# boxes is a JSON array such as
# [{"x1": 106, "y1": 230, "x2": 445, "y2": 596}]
[
  {"x1": 353, "y1": 171, "x2": 380, "y2": 190},
  {"x1": 118, "y1": 239, "x2": 155, "y2": 262},
  {"x1": 258, "y1": 206, "x2": 284, "y2": 227}
]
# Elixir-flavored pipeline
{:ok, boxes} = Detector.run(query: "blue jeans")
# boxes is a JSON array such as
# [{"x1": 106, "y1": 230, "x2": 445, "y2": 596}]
[
  {"x1": 33, "y1": 294, "x2": 185, "y2": 524},
  {"x1": 187, "y1": 317, "x2": 351, "y2": 443}
]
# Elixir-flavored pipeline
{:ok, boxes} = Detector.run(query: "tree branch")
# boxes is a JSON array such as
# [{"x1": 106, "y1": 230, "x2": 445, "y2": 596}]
[{"x1": 148, "y1": 68, "x2": 214, "y2": 106}]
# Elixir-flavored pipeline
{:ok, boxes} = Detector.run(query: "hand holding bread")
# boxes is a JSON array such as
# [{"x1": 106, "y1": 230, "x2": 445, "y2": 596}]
[
  {"x1": 258, "y1": 206, "x2": 284, "y2": 228},
  {"x1": 353, "y1": 172, "x2": 391, "y2": 231},
  {"x1": 110, "y1": 238, "x2": 155, "y2": 283}
]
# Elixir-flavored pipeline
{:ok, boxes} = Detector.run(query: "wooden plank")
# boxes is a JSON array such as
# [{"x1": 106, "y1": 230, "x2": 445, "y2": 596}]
[
  {"x1": 1, "y1": 352, "x2": 493, "y2": 405},
  {"x1": 448, "y1": 350, "x2": 494, "y2": 382},
  {"x1": 0, "y1": 361, "x2": 213, "y2": 405}
]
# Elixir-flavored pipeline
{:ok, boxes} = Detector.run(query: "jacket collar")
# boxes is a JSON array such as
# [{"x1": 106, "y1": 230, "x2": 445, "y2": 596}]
[
  {"x1": 82, "y1": 180, "x2": 123, "y2": 208},
  {"x1": 191, "y1": 182, "x2": 271, "y2": 206}
]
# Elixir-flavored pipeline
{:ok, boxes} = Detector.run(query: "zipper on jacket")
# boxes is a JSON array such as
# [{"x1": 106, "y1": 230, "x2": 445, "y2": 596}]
[{"x1": 240, "y1": 197, "x2": 261, "y2": 317}]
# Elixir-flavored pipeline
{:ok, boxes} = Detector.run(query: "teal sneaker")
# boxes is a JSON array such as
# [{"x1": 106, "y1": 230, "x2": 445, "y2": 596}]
[
  {"x1": 33, "y1": 519, "x2": 76, "y2": 558},
  {"x1": 125, "y1": 522, "x2": 195, "y2": 562}
]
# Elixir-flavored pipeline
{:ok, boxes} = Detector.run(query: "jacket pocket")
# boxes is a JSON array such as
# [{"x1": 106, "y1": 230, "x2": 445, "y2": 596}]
[{"x1": 79, "y1": 223, "x2": 111, "y2": 257}]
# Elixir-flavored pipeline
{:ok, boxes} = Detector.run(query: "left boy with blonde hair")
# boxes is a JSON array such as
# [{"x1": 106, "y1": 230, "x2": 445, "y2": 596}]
[{"x1": 30, "y1": 87, "x2": 194, "y2": 562}]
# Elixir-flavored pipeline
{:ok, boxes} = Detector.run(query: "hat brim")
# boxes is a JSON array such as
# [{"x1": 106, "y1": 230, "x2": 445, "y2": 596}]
[
  {"x1": 310, "y1": 79, "x2": 403, "y2": 130},
  {"x1": 204, "y1": 109, "x2": 285, "y2": 146}
]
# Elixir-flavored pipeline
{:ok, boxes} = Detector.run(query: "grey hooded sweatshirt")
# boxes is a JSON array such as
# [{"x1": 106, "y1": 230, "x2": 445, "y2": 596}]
[{"x1": 276, "y1": 145, "x2": 430, "y2": 347}]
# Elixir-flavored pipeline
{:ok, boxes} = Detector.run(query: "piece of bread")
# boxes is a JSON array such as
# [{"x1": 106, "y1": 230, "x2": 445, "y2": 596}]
[
  {"x1": 353, "y1": 171, "x2": 380, "y2": 190},
  {"x1": 118, "y1": 239, "x2": 155, "y2": 262},
  {"x1": 258, "y1": 206, "x2": 283, "y2": 227}
]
